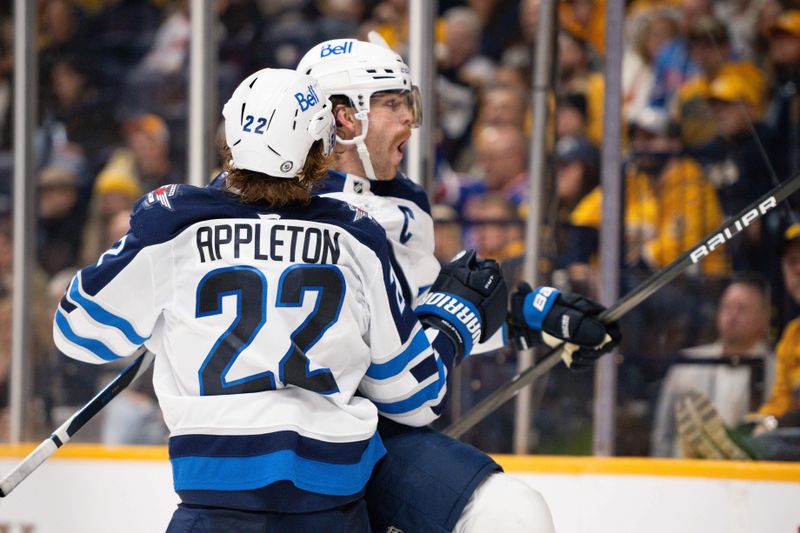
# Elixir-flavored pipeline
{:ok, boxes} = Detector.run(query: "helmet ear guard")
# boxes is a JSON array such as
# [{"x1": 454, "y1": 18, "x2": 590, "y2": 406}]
[{"x1": 308, "y1": 103, "x2": 336, "y2": 157}]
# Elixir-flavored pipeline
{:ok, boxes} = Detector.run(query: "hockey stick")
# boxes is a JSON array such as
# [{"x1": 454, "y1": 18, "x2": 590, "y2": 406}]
[
  {"x1": 445, "y1": 171, "x2": 800, "y2": 439},
  {"x1": 0, "y1": 348, "x2": 155, "y2": 497}
]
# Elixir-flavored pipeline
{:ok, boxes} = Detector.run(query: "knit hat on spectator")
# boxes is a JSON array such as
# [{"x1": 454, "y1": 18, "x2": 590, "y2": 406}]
[
  {"x1": 37, "y1": 148, "x2": 86, "y2": 188},
  {"x1": 708, "y1": 72, "x2": 763, "y2": 109},
  {"x1": 782, "y1": 222, "x2": 800, "y2": 256},
  {"x1": 94, "y1": 157, "x2": 143, "y2": 200},
  {"x1": 556, "y1": 135, "x2": 599, "y2": 167},
  {"x1": 769, "y1": 10, "x2": 800, "y2": 39},
  {"x1": 123, "y1": 113, "x2": 169, "y2": 143}
]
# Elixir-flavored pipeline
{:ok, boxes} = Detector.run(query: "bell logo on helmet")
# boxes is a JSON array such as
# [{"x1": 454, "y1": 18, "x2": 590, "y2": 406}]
[
  {"x1": 280, "y1": 161, "x2": 293, "y2": 173},
  {"x1": 295, "y1": 85, "x2": 320, "y2": 112},
  {"x1": 320, "y1": 41, "x2": 354, "y2": 57}
]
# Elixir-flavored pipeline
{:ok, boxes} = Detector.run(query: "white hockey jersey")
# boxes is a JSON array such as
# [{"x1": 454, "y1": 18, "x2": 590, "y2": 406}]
[
  {"x1": 53, "y1": 184, "x2": 458, "y2": 511},
  {"x1": 316, "y1": 170, "x2": 506, "y2": 353}
]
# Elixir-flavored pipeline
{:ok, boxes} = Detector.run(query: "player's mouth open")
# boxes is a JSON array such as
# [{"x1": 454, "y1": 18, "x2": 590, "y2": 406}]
[{"x1": 397, "y1": 140, "x2": 407, "y2": 154}]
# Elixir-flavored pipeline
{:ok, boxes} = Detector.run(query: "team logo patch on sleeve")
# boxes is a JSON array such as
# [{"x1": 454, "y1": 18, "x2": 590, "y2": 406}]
[
  {"x1": 347, "y1": 203, "x2": 370, "y2": 222},
  {"x1": 144, "y1": 184, "x2": 179, "y2": 210}
]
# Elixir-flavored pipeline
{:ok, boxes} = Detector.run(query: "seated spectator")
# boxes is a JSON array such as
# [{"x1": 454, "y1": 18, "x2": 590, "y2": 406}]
[
  {"x1": 566, "y1": 106, "x2": 729, "y2": 279},
  {"x1": 36, "y1": 146, "x2": 89, "y2": 275},
  {"x1": 552, "y1": 135, "x2": 600, "y2": 291},
  {"x1": 555, "y1": 92, "x2": 589, "y2": 140},
  {"x1": 437, "y1": 6, "x2": 491, "y2": 165},
  {"x1": 692, "y1": 71, "x2": 782, "y2": 274},
  {"x1": 431, "y1": 204, "x2": 463, "y2": 267},
  {"x1": 765, "y1": 9, "x2": 800, "y2": 176},
  {"x1": 105, "y1": 113, "x2": 182, "y2": 191},
  {"x1": 437, "y1": 124, "x2": 529, "y2": 217},
  {"x1": 84, "y1": 0, "x2": 160, "y2": 89},
  {"x1": 38, "y1": 0, "x2": 92, "y2": 105},
  {"x1": 464, "y1": 193, "x2": 524, "y2": 288},
  {"x1": 651, "y1": 279, "x2": 773, "y2": 457},
  {"x1": 43, "y1": 267, "x2": 103, "y2": 439},
  {"x1": 79, "y1": 152, "x2": 143, "y2": 266},
  {"x1": 621, "y1": 6, "x2": 677, "y2": 130},
  {"x1": 677, "y1": 225, "x2": 800, "y2": 461},
  {"x1": 40, "y1": 55, "x2": 119, "y2": 168}
]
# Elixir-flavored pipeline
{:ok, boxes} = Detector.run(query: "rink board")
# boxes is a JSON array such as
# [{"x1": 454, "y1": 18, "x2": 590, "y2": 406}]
[{"x1": 0, "y1": 446, "x2": 797, "y2": 533}]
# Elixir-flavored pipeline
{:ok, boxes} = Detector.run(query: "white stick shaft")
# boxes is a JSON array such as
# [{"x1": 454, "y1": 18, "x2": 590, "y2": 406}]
[{"x1": 0, "y1": 438, "x2": 59, "y2": 496}]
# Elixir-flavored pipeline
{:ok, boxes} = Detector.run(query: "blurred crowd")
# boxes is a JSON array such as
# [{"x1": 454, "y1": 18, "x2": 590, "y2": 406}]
[{"x1": 0, "y1": 0, "x2": 799, "y2": 458}]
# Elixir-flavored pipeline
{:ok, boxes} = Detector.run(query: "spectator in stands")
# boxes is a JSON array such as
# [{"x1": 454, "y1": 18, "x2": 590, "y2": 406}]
[
  {"x1": 110, "y1": 113, "x2": 181, "y2": 191},
  {"x1": 558, "y1": 31, "x2": 596, "y2": 96},
  {"x1": 556, "y1": 92, "x2": 589, "y2": 140},
  {"x1": 692, "y1": 71, "x2": 781, "y2": 274},
  {"x1": 622, "y1": 6, "x2": 678, "y2": 126},
  {"x1": 476, "y1": 84, "x2": 529, "y2": 132},
  {"x1": 38, "y1": 0, "x2": 91, "y2": 99},
  {"x1": 567, "y1": 106, "x2": 729, "y2": 278},
  {"x1": 472, "y1": 125, "x2": 528, "y2": 209},
  {"x1": 678, "y1": 225, "x2": 800, "y2": 461},
  {"x1": 765, "y1": 9, "x2": 800, "y2": 176},
  {"x1": 438, "y1": 124, "x2": 528, "y2": 217},
  {"x1": 437, "y1": 6, "x2": 489, "y2": 165},
  {"x1": 84, "y1": 0, "x2": 159, "y2": 90},
  {"x1": 431, "y1": 204, "x2": 463, "y2": 267},
  {"x1": 675, "y1": 16, "x2": 766, "y2": 148},
  {"x1": 79, "y1": 153, "x2": 143, "y2": 266},
  {"x1": 754, "y1": 224, "x2": 800, "y2": 427},
  {"x1": 651, "y1": 279, "x2": 773, "y2": 457},
  {"x1": 0, "y1": 220, "x2": 52, "y2": 439},
  {"x1": 41, "y1": 55, "x2": 119, "y2": 168},
  {"x1": 464, "y1": 193, "x2": 524, "y2": 288},
  {"x1": 647, "y1": 0, "x2": 710, "y2": 110},
  {"x1": 551, "y1": 135, "x2": 600, "y2": 292},
  {"x1": 36, "y1": 145, "x2": 89, "y2": 276}
]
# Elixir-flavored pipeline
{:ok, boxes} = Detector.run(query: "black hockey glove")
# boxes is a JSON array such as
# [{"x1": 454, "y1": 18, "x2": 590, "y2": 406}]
[
  {"x1": 508, "y1": 283, "x2": 621, "y2": 370},
  {"x1": 417, "y1": 250, "x2": 508, "y2": 361}
]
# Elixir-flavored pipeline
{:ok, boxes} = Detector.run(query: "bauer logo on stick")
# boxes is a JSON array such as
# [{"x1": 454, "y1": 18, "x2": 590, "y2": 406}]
[{"x1": 690, "y1": 196, "x2": 777, "y2": 263}]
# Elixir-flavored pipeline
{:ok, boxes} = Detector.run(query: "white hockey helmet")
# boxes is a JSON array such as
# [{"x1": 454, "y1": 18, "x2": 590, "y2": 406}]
[
  {"x1": 222, "y1": 68, "x2": 335, "y2": 178},
  {"x1": 296, "y1": 33, "x2": 422, "y2": 179}
]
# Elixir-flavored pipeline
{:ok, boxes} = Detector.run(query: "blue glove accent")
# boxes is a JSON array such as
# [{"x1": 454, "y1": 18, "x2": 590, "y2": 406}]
[
  {"x1": 417, "y1": 291, "x2": 482, "y2": 356},
  {"x1": 522, "y1": 286, "x2": 561, "y2": 331}
]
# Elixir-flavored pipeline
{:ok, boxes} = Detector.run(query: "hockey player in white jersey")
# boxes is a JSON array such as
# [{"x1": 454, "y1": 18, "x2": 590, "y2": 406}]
[
  {"x1": 53, "y1": 68, "x2": 509, "y2": 532},
  {"x1": 297, "y1": 36, "x2": 622, "y2": 532}
]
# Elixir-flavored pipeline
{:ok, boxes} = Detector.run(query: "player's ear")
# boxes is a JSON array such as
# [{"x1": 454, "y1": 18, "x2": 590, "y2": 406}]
[{"x1": 333, "y1": 104, "x2": 357, "y2": 139}]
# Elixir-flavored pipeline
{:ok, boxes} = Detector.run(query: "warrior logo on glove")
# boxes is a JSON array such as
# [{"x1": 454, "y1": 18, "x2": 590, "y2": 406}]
[{"x1": 417, "y1": 250, "x2": 508, "y2": 360}]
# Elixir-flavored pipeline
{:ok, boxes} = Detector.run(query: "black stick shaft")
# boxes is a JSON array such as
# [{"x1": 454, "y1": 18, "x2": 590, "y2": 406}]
[
  {"x1": 445, "y1": 171, "x2": 800, "y2": 439},
  {"x1": 0, "y1": 349, "x2": 154, "y2": 497}
]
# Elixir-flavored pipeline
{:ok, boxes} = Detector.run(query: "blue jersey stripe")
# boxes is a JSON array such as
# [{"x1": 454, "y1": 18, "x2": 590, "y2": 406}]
[
  {"x1": 365, "y1": 328, "x2": 430, "y2": 380},
  {"x1": 54, "y1": 310, "x2": 125, "y2": 361},
  {"x1": 171, "y1": 432, "x2": 386, "y2": 495},
  {"x1": 373, "y1": 356, "x2": 446, "y2": 415},
  {"x1": 69, "y1": 277, "x2": 149, "y2": 345},
  {"x1": 169, "y1": 430, "x2": 373, "y2": 463}
]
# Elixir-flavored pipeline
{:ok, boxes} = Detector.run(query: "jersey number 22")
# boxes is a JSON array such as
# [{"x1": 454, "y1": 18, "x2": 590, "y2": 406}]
[{"x1": 196, "y1": 264, "x2": 343, "y2": 396}]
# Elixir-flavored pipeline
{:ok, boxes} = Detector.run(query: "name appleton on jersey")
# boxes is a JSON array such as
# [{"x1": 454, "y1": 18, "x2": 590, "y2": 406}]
[{"x1": 195, "y1": 222, "x2": 342, "y2": 264}]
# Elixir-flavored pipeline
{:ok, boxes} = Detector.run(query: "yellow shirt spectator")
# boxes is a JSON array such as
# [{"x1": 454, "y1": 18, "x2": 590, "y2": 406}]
[{"x1": 569, "y1": 157, "x2": 729, "y2": 275}]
